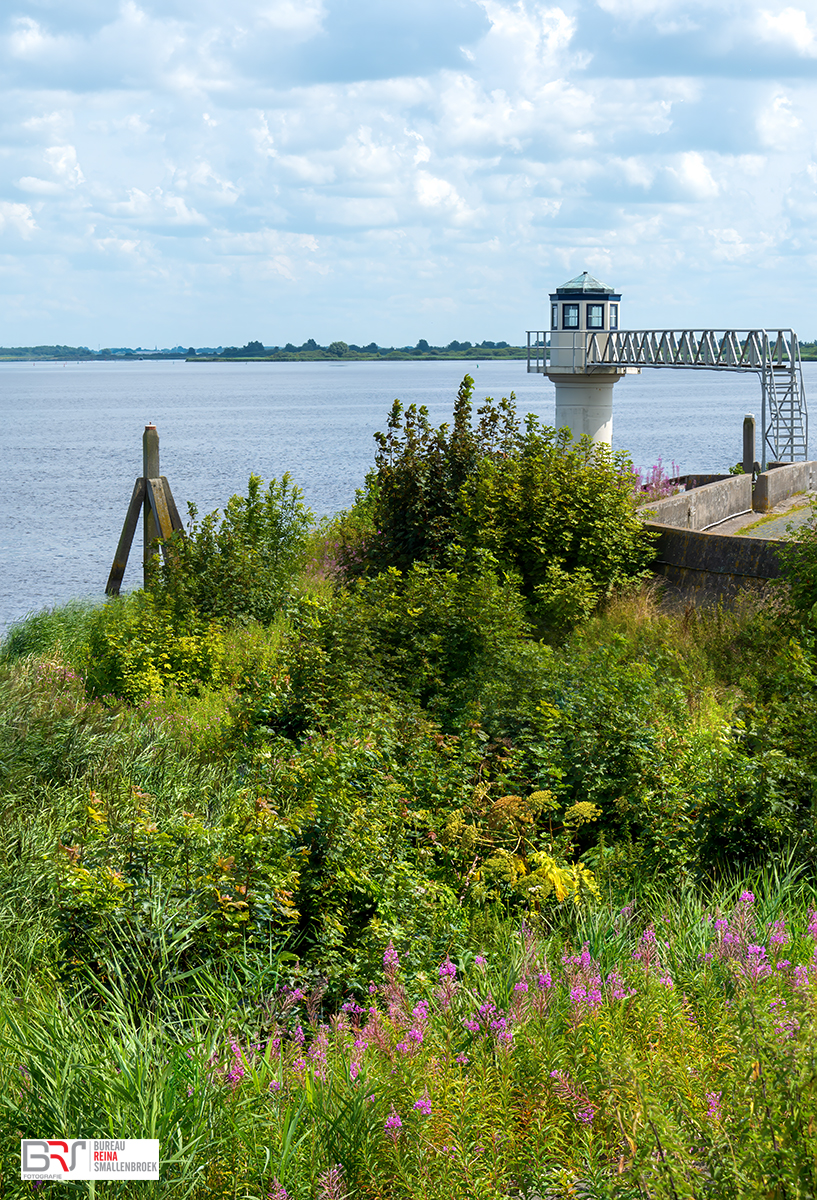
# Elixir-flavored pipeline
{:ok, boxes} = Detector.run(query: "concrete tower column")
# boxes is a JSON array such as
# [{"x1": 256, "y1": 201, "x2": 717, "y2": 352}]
[{"x1": 550, "y1": 372, "x2": 625, "y2": 444}]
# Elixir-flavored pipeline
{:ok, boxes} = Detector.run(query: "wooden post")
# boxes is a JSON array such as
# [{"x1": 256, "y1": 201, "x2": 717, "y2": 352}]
[
  {"x1": 106, "y1": 425, "x2": 184, "y2": 596},
  {"x1": 743, "y1": 414, "x2": 756, "y2": 477},
  {"x1": 143, "y1": 424, "x2": 161, "y2": 586}
]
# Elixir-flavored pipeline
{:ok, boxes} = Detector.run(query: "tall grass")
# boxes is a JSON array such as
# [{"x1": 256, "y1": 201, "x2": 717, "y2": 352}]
[
  {"x1": 0, "y1": 884, "x2": 815, "y2": 1197},
  {"x1": 1, "y1": 589, "x2": 815, "y2": 1197}
]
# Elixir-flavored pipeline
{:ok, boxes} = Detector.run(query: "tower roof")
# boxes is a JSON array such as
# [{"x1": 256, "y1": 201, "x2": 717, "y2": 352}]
[{"x1": 555, "y1": 271, "x2": 615, "y2": 295}]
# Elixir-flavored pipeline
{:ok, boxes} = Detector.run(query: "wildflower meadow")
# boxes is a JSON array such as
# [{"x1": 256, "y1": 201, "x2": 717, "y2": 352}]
[{"x1": 2, "y1": 379, "x2": 817, "y2": 1197}]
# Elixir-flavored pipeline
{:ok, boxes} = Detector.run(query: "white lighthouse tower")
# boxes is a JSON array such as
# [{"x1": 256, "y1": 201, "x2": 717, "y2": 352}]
[
  {"x1": 547, "y1": 271, "x2": 625, "y2": 445},
  {"x1": 528, "y1": 276, "x2": 808, "y2": 464}
]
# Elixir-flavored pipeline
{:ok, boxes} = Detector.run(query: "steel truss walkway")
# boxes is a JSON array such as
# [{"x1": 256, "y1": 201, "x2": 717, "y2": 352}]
[{"x1": 526, "y1": 328, "x2": 808, "y2": 468}]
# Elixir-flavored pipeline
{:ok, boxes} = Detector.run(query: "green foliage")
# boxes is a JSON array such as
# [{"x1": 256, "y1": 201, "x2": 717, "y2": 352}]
[
  {"x1": 352, "y1": 376, "x2": 653, "y2": 632},
  {"x1": 778, "y1": 499, "x2": 817, "y2": 622},
  {"x1": 152, "y1": 473, "x2": 313, "y2": 625},
  {"x1": 8, "y1": 380, "x2": 817, "y2": 1195},
  {"x1": 359, "y1": 375, "x2": 496, "y2": 573},
  {"x1": 0, "y1": 599, "x2": 99, "y2": 665},
  {"x1": 461, "y1": 420, "x2": 655, "y2": 629},
  {"x1": 84, "y1": 591, "x2": 224, "y2": 703}
]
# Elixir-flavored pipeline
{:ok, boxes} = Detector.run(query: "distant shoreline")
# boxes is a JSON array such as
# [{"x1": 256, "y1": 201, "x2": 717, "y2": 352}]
[
  {"x1": 0, "y1": 348, "x2": 529, "y2": 364},
  {"x1": 3, "y1": 344, "x2": 815, "y2": 363}
]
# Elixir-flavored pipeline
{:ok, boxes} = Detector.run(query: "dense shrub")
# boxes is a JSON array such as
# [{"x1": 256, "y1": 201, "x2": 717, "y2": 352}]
[
  {"x1": 151, "y1": 473, "x2": 312, "y2": 624},
  {"x1": 347, "y1": 376, "x2": 654, "y2": 631},
  {"x1": 84, "y1": 591, "x2": 224, "y2": 703},
  {"x1": 461, "y1": 420, "x2": 655, "y2": 629},
  {"x1": 777, "y1": 499, "x2": 817, "y2": 621},
  {"x1": 355, "y1": 374, "x2": 504, "y2": 574}
]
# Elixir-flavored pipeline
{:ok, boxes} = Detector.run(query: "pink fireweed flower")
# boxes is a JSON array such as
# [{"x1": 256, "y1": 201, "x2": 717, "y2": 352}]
[
  {"x1": 807, "y1": 909, "x2": 817, "y2": 940},
  {"x1": 383, "y1": 941, "x2": 400, "y2": 975},
  {"x1": 768, "y1": 919, "x2": 790, "y2": 948},
  {"x1": 736, "y1": 944, "x2": 773, "y2": 984},
  {"x1": 434, "y1": 959, "x2": 459, "y2": 1009},
  {"x1": 606, "y1": 968, "x2": 635, "y2": 1001},
  {"x1": 563, "y1": 943, "x2": 604, "y2": 1020},
  {"x1": 705, "y1": 1091, "x2": 722, "y2": 1124},
  {"x1": 317, "y1": 1164, "x2": 346, "y2": 1200},
  {"x1": 413, "y1": 1090, "x2": 432, "y2": 1116},
  {"x1": 793, "y1": 964, "x2": 810, "y2": 988},
  {"x1": 269, "y1": 1178, "x2": 290, "y2": 1200},
  {"x1": 549, "y1": 1069, "x2": 597, "y2": 1126},
  {"x1": 385, "y1": 1106, "x2": 402, "y2": 1143}
]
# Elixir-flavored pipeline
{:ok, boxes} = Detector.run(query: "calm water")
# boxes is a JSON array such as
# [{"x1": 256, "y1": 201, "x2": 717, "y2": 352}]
[{"x1": 2, "y1": 358, "x2": 815, "y2": 631}]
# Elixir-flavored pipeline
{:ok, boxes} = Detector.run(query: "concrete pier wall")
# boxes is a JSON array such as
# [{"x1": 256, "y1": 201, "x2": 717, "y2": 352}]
[{"x1": 637, "y1": 462, "x2": 817, "y2": 602}]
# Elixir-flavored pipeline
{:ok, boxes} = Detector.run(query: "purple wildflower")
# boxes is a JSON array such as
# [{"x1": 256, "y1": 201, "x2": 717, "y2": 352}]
[
  {"x1": 705, "y1": 1091, "x2": 722, "y2": 1124},
  {"x1": 768, "y1": 919, "x2": 790, "y2": 948},
  {"x1": 269, "y1": 1179, "x2": 290, "y2": 1200},
  {"x1": 385, "y1": 1106, "x2": 402, "y2": 1143},
  {"x1": 413, "y1": 1089, "x2": 432, "y2": 1116},
  {"x1": 317, "y1": 1164, "x2": 347, "y2": 1200},
  {"x1": 550, "y1": 1069, "x2": 597, "y2": 1126}
]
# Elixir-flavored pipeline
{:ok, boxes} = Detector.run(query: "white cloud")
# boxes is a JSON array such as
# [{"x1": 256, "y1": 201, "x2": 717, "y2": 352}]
[
  {"x1": 16, "y1": 177, "x2": 64, "y2": 195},
  {"x1": 256, "y1": 0, "x2": 326, "y2": 35},
  {"x1": 757, "y1": 6, "x2": 817, "y2": 54},
  {"x1": 43, "y1": 145, "x2": 85, "y2": 186},
  {"x1": 668, "y1": 152, "x2": 719, "y2": 199},
  {"x1": 0, "y1": 201, "x2": 38, "y2": 237},
  {"x1": 110, "y1": 188, "x2": 207, "y2": 225}
]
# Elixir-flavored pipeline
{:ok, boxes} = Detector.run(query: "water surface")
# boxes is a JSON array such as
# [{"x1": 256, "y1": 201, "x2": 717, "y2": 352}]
[{"x1": 2, "y1": 358, "x2": 814, "y2": 630}]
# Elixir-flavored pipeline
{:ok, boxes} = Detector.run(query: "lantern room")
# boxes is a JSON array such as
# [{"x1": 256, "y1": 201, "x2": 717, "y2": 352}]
[{"x1": 549, "y1": 271, "x2": 621, "y2": 334}]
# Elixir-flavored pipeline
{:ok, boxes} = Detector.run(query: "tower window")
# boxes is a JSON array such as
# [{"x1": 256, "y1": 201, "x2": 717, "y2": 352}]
[
  {"x1": 610, "y1": 304, "x2": 619, "y2": 330},
  {"x1": 587, "y1": 304, "x2": 604, "y2": 329},
  {"x1": 551, "y1": 304, "x2": 558, "y2": 330},
  {"x1": 563, "y1": 304, "x2": 579, "y2": 329}
]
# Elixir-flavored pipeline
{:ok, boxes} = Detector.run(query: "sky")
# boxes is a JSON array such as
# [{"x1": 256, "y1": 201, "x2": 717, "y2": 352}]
[{"x1": 1, "y1": 0, "x2": 817, "y2": 347}]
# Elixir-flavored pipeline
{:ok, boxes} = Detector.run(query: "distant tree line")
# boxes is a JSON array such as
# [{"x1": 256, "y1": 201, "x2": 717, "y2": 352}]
[{"x1": 214, "y1": 338, "x2": 514, "y2": 359}]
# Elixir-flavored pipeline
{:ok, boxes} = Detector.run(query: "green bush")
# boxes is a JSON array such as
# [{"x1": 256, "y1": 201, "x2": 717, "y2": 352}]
[
  {"x1": 778, "y1": 499, "x2": 817, "y2": 623},
  {"x1": 461, "y1": 420, "x2": 655, "y2": 629},
  {"x1": 152, "y1": 473, "x2": 313, "y2": 624},
  {"x1": 84, "y1": 591, "x2": 224, "y2": 703},
  {"x1": 348, "y1": 377, "x2": 654, "y2": 631},
  {"x1": 354, "y1": 375, "x2": 519, "y2": 575}
]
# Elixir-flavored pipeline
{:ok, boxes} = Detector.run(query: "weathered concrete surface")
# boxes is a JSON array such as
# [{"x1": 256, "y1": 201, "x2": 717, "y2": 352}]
[
  {"x1": 753, "y1": 461, "x2": 817, "y2": 512},
  {"x1": 638, "y1": 474, "x2": 752, "y2": 531},
  {"x1": 645, "y1": 522, "x2": 782, "y2": 604}
]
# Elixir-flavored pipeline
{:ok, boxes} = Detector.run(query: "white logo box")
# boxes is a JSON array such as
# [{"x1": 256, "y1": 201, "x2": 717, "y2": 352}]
[{"x1": 21, "y1": 1139, "x2": 160, "y2": 1181}]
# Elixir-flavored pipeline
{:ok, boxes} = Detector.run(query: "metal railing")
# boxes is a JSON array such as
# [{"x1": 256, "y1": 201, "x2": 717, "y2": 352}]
[{"x1": 526, "y1": 328, "x2": 808, "y2": 468}]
